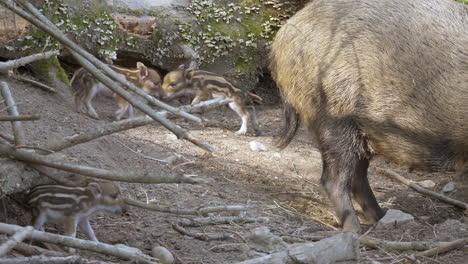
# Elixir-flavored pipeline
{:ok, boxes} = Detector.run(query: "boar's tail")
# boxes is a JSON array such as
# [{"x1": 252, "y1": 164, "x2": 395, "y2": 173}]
[{"x1": 275, "y1": 100, "x2": 300, "y2": 149}]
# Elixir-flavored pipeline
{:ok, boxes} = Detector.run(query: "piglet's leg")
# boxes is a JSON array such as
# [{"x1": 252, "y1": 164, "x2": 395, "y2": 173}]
[
  {"x1": 64, "y1": 215, "x2": 78, "y2": 253},
  {"x1": 78, "y1": 217, "x2": 99, "y2": 242}
]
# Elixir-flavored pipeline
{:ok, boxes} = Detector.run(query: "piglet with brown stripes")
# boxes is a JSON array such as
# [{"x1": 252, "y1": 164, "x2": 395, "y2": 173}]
[
  {"x1": 162, "y1": 64, "x2": 262, "y2": 136},
  {"x1": 27, "y1": 181, "x2": 127, "y2": 242}
]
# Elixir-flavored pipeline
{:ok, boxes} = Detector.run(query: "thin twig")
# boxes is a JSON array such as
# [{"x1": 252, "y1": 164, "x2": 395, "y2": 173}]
[
  {"x1": 124, "y1": 197, "x2": 249, "y2": 216},
  {"x1": 116, "y1": 140, "x2": 166, "y2": 163},
  {"x1": 172, "y1": 223, "x2": 234, "y2": 241},
  {"x1": 371, "y1": 167, "x2": 468, "y2": 210},
  {"x1": 0, "y1": 115, "x2": 40, "y2": 121},
  {"x1": 0, "y1": 82, "x2": 26, "y2": 145},
  {"x1": 9, "y1": 74, "x2": 57, "y2": 93}
]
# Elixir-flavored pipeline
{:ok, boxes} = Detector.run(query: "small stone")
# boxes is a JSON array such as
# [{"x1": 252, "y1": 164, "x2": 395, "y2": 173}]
[
  {"x1": 418, "y1": 180, "x2": 436, "y2": 188},
  {"x1": 376, "y1": 209, "x2": 415, "y2": 230},
  {"x1": 273, "y1": 152, "x2": 282, "y2": 158},
  {"x1": 442, "y1": 182, "x2": 456, "y2": 193},
  {"x1": 151, "y1": 246, "x2": 174, "y2": 264},
  {"x1": 249, "y1": 141, "x2": 268, "y2": 152},
  {"x1": 166, "y1": 134, "x2": 178, "y2": 141}
]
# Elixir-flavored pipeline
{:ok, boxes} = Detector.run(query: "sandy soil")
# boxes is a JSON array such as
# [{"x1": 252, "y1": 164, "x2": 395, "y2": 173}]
[{"x1": 0, "y1": 76, "x2": 467, "y2": 264}]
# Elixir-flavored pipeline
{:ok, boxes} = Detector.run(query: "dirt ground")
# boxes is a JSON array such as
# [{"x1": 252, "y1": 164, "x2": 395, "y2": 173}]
[{"x1": 0, "y1": 75, "x2": 467, "y2": 264}]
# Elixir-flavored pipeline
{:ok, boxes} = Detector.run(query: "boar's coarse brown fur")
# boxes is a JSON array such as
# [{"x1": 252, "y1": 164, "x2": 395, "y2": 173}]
[{"x1": 269, "y1": 0, "x2": 468, "y2": 232}]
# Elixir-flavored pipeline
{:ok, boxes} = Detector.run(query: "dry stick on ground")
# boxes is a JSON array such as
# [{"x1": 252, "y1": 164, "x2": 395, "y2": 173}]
[
  {"x1": 0, "y1": 50, "x2": 59, "y2": 74},
  {"x1": 9, "y1": 74, "x2": 57, "y2": 93},
  {"x1": 0, "y1": 223, "x2": 158, "y2": 264},
  {"x1": 39, "y1": 98, "x2": 232, "y2": 153},
  {"x1": 6, "y1": 1, "x2": 213, "y2": 153},
  {"x1": 0, "y1": 255, "x2": 119, "y2": 264},
  {"x1": 0, "y1": 143, "x2": 208, "y2": 184},
  {"x1": 371, "y1": 167, "x2": 468, "y2": 210},
  {"x1": 415, "y1": 236, "x2": 468, "y2": 258},
  {"x1": 172, "y1": 216, "x2": 268, "y2": 241},
  {"x1": 124, "y1": 197, "x2": 249, "y2": 216},
  {"x1": 0, "y1": 82, "x2": 25, "y2": 145},
  {"x1": 0, "y1": 115, "x2": 39, "y2": 121},
  {"x1": 359, "y1": 236, "x2": 455, "y2": 251},
  {"x1": 0, "y1": 226, "x2": 33, "y2": 257}
]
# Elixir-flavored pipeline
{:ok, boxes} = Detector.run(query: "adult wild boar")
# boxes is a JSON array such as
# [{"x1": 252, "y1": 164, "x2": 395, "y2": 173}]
[{"x1": 269, "y1": 0, "x2": 468, "y2": 232}]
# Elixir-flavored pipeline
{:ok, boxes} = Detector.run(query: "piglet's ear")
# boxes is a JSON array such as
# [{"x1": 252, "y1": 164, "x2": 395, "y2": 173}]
[
  {"x1": 137, "y1": 62, "x2": 149, "y2": 78},
  {"x1": 86, "y1": 182, "x2": 102, "y2": 199},
  {"x1": 184, "y1": 68, "x2": 194, "y2": 81}
]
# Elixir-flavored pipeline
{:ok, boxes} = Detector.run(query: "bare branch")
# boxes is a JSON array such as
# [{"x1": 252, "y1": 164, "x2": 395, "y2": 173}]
[
  {"x1": 0, "y1": 81, "x2": 26, "y2": 145},
  {"x1": 40, "y1": 98, "x2": 232, "y2": 153},
  {"x1": 371, "y1": 167, "x2": 468, "y2": 210},
  {"x1": 359, "y1": 236, "x2": 453, "y2": 251},
  {"x1": 0, "y1": 50, "x2": 59, "y2": 73},
  {"x1": 0, "y1": 223, "x2": 158, "y2": 264},
  {"x1": 9, "y1": 74, "x2": 57, "y2": 93},
  {"x1": 416, "y1": 236, "x2": 468, "y2": 257},
  {"x1": 0, "y1": 143, "x2": 208, "y2": 184},
  {"x1": 124, "y1": 198, "x2": 249, "y2": 216},
  {"x1": 0, "y1": 226, "x2": 33, "y2": 257},
  {"x1": 0, "y1": 115, "x2": 40, "y2": 121}
]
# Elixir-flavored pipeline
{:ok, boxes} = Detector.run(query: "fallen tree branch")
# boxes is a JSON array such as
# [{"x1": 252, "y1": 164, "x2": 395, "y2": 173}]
[
  {"x1": 0, "y1": 223, "x2": 158, "y2": 264},
  {"x1": 416, "y1": 236, "x2": 468, "y2": 257},
  {"x1": 0, "y1": 50, "x2": 59, "y2": 74},
  {"x1": 0, "y1": 255, "x2": 117, "y2": 264},
  {"x1": 0, "y1": 237, "x2": 69, "y2": 257},
  {"x1": 0, "y1": 82, "x2": 26, "y2": 145},
  {"x1": 0, "y1": 143, "x2": 208, "y2": 184},
  {"x1": 124, "y1": 198, "x2": 249, "y2": 216},
  {"x1": 360, "y1": 236, "x2": 453, "y2": 251},
  {"x1": 0, "y1": 115, "x2": 40, "y2": 121},
  {"x1": 371, "y1": 167, "x2": 468, "y2": 210},
  {"x1": 0, "y1": 226, "x2": 33, "y2": 257},
  {"x1": 9, "y1": 74, "x2": 57, "y2": 93},
  {"x1": 39, "y1": 98, "x2": 232, "y2": 153}
]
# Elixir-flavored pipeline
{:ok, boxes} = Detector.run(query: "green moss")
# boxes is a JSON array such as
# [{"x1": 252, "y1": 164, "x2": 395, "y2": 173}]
[{"x1": 30, "y1": 56, "x2": 69, "y2": 85}]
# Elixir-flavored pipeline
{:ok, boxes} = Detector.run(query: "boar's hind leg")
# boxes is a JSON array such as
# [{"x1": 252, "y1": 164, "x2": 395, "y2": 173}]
[
  {"x1": 351, "y1": 158, "x2": 385, "y2": 224},
  {"x1": 318, "y1": 120, "x2": 380, "y2": 232}
]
